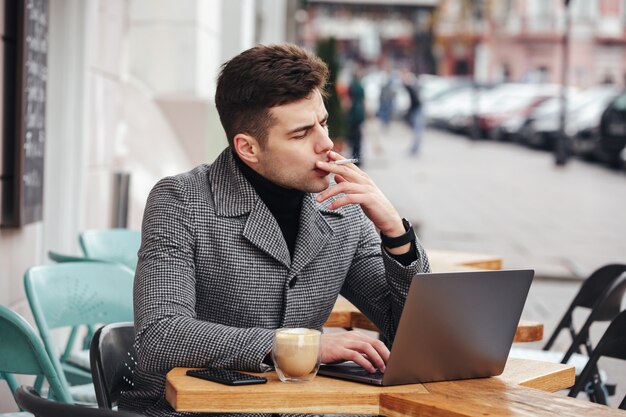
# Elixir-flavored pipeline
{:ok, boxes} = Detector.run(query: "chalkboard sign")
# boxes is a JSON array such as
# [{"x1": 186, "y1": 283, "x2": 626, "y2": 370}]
[{"x1": 1, "y1": 0, "x2": 48, "y2": 227}]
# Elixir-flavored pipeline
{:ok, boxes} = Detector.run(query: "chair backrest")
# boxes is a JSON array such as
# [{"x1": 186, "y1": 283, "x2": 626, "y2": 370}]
[
  {"x1": 543, "y1": 264, "x2": 626, "y2": 351},
  {"x1": 15, "y1": 386, "x2": 142, "y2": 417},
  {"x1": 568, "y1": 309, "x2": 626, "y2": 406},
  {"x1": 23, "y1": 262, "x2": 134, "y2": 392},
  {"x1": 79, "y1": 229, "x2": 141, "y2": 270},
  {"x1": 561, "y1": 271, "x2": 626, "y2": 363},
  {"x1": 48, "y1": 250, "x2": 103, "y2": 264},
  {"x1": 0, "y1": 306, "x2": 72, "y2": 403},
  {"x1": 89, "y1": 323, "x2": 136, "y2": 409}
]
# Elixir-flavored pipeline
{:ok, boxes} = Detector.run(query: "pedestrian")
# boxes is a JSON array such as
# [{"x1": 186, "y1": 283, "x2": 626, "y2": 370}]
[
  {"x1": 403, "y1": 70, "x2": 424, "y2": 155},
  {"x1": 377, "y1": 76, "x2": 396, "y2": 132},
  {"x1": 120, "y1": 43, "x2": 430, "y2": 417},
  {"x1": 347, "y1": 66, "x2": 366, "y2": 164}
]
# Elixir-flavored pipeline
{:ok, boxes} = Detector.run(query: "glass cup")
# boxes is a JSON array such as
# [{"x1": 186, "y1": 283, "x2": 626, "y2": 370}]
[{"x1": 271, "y1": 328, "x2": 321, "y2": 383}]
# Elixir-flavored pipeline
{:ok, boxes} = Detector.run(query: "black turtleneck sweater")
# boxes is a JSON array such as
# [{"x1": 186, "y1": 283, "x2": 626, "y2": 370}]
[{"x1": 234, "y1": 152, "x2": 304, "y2": 258}]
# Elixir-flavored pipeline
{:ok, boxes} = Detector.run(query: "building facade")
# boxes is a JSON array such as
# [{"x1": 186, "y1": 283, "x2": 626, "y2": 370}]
[{"x1": 435, "y1": 0, "x2": 626, "y2": 87}]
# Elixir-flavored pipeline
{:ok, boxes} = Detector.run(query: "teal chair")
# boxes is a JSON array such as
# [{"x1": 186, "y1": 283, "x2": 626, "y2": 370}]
[
  {"x1": 79, "y1": 229, "x2": 141, "y2": 271},
  {"x1": 23, "y1": 263, "x2": 134, "y2": 404},
  {"x1": 0, "y1": 305, "x2": 73, "y2": 410},
  {"x1": 48, "y1": 250, "x2": 102, "y2": 264},
  {"x1": 47, "y1": 250, "x2": 105, "y2": 354}
]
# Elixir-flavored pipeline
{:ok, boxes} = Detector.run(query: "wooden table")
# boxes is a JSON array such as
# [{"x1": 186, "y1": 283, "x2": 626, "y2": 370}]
[
  {"x1": 165, "y1": 358, "x2": 624, "y2": 416},
  {"x1": 327, "y1": 297, "x2": 544, "y2": 342},
  {"x1": 427, "y1": 249, "x2": 503, "y2": 271},
  {"x1": 325, "y1": 249, "x2": 544, "y2": 343}
]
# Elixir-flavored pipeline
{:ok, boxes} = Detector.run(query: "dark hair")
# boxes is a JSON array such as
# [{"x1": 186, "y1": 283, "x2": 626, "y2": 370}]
[{"x1": 215, "y1": 44, "x2": 329, "y2": 147}]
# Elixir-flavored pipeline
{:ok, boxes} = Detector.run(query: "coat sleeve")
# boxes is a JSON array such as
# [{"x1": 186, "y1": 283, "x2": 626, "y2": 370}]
[
  {"x1": 133, "y1": 176, "x2": 274, "y2": 373},
  {"x1": 340, "y1": 210, "x2": 430, "y2": 343}
]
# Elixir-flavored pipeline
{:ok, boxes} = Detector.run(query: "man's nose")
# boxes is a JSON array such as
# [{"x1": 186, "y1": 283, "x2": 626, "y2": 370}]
[{"x1": 314, "y1": 125, "x2": 334, "y2": 154}]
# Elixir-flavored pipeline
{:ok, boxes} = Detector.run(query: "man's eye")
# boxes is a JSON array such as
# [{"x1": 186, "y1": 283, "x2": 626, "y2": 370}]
[{"x1": 293, "y1": 131, "x2": 307, "y2": 139}]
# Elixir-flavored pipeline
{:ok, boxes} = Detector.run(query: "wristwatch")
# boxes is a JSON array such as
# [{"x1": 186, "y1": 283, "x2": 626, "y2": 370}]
[{"x1": 380, "y1": 218, "x2": 415, "y2": 249}]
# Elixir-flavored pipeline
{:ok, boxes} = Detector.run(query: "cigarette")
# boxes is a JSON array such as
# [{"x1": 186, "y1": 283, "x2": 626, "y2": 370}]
[{"x1": 331, "y1": 158, "x2": 359, "y2": 165}]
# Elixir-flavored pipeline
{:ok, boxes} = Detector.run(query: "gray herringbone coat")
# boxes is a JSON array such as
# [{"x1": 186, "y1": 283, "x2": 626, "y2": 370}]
[{"x1": 120, "y1": 149, "x2": 430, "y2": 416}]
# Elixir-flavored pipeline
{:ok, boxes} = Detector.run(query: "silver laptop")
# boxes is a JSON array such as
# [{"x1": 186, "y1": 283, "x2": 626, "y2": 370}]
[{"x1": 318, "y1": 269, "x2": 534, "y2": 386}]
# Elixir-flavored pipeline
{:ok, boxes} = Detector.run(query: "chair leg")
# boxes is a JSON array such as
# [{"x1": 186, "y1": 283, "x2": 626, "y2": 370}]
[{"x1": 584, "y1": 373, "x2": 609, "y2": 405}]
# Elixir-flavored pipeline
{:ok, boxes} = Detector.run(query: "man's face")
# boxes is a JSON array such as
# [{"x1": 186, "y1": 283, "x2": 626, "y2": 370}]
[{"x1": 253, "y1": 90, "x2": 334, "y2": 193}]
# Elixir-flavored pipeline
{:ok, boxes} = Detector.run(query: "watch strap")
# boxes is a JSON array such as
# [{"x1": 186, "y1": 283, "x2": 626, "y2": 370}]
[{"x1": 380, "y1": 218, "x2": 415, "y2": 249}]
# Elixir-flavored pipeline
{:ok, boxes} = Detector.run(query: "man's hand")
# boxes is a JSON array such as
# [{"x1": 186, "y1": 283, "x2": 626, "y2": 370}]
[
  {"x1": 320, "y1": 331, "x2": 390, "y2": 373},
  {"x1": 315, "y1": 151, "x2": 410, "y2": 254}
]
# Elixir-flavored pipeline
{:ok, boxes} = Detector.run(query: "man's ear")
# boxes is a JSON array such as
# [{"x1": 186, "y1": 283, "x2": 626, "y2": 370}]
[{"x1": 233, "y1": 134, "x2": 260, "y2": 164}]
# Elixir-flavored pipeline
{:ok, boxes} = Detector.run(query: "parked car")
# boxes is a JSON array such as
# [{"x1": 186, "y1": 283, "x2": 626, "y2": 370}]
[
  {"x1": 425, "y1": 86, "x2": 476, "y2": 129},
  {"x1": 520, "y1": 86, "x2": 618, "y2": 150},
  {"x1": 568, "y1": 89, "x2": 621, "y2": 158},
  {"x1": 472, "y1": 83, "x2": 560, "y2": 139},
  {"x1": 597, "y1": 90, "x2": 626, "y2": 169}
]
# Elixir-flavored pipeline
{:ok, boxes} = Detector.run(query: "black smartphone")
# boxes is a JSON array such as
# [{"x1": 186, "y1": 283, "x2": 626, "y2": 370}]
[{"x1": 186, "y1": 368, "x2": 268, "y2": 386}]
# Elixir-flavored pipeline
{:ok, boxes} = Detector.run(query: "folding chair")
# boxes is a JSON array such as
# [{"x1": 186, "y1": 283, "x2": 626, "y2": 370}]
[
  {"x1": 0, "y1": 305, "x2": 72, "y2": 406},
  {"x1": 23, "y1": 263, "x2": 134, "y2": 404},
  {"x1": 79, "y1": 229, "x2": 141, "y2": 271},
  {"x1": 510, "y1": 267, "x2": 626, "y2": 398},
  {"x1": 47, "y1": 251, "x2": 101, "y2": 264},
  {"x1": 89, "y1": 323, "x2": 136, "y2": 409},
  {"x1": 47, "y1": 251, "x2": 104, "y2": 360},
  {"x1": 569, "y1": 309, "x2": 626, "y2": 406},
  {"x1": 543, "y1": 264, "x2": 626, "y2": 354},
  {"x1": 15, "y1": 386, "x2": 142, "y2": 417}
]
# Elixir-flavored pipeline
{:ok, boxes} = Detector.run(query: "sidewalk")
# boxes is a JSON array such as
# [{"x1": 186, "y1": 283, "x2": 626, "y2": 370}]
[{"x1": 359, "y1": 119, "x2": 626, "y2": 281}]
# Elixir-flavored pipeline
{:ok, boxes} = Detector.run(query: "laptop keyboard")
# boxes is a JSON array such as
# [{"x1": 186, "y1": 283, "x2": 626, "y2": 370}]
[
  {"x1": 322, "y1": 363, "x2": 384, "y2": 379},
  {"x1": 344, "y1": 368, "x2": 384, "y2": 378}
]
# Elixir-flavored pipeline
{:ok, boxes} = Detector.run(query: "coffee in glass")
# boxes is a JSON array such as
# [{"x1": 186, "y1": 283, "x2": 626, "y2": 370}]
[{"x1": 272, "y1": 328, "x2": 321, "y2": 382}]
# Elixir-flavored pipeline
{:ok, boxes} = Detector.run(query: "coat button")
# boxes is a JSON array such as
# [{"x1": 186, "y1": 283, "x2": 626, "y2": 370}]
[{"x1": 288, "y1": 276, "x2": 297, "y2": 289}]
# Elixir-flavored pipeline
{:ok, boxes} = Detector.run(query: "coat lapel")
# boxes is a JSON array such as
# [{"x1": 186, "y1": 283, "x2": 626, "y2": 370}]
[
  {"x1": 243, "y1": 200, "x2": 291, "y2": 268},
  {"x1": 209, "y1": 149, "x2": 291, "y2": 268},
  {"x1": 288, "y1": 194, "x2": 337, "y2": 278}
]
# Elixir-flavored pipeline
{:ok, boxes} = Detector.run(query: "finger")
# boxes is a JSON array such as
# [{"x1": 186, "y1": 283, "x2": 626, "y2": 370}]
[
  {"x1": 315, "y1": 160, "x2": 367, "y2": 181},
  {"x1": 327, "y1": 194, "x2": 371, "y2": 210},
  {"x1": 353, "y1": 341, "x2": 386, "y2": 372},
  {"x1": 334, "y1": 174, "x2": 347, "y2": 184},
  {"x1": 372, "y1": 339, "x2": 391, "y2": 363},
  {"x1": 344, "y1": 349, "x2": 378, "y2": 374},
  {"x1": 316, "y1": 181, "x2": 367, "y2": 203}
]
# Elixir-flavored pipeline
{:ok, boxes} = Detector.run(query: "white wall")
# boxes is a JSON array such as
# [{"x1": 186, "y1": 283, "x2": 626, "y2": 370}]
[{"x1": 0, "y1": 0, "x2": 287, "y2": 411}]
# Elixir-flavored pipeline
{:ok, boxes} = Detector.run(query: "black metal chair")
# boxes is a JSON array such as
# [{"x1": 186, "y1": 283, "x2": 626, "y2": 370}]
[
  {"x1": 89, "y1": 323, "x2": 136, "y2": 409},
  {"x1": 544, "y1": 264, "x2": 626, "y2": 357},
  {"x1": 14, "y1": 386, "x2": 143, "y2": 417},
  {"x1": 560, "y1": 271, "x2": 626, "y2": 363},
  {"x1": 510, "y1": 267, "x2": 626, "y2": 400},
  {"x1": 568, "y1": 309, "x2": 626, "y2": 406}
]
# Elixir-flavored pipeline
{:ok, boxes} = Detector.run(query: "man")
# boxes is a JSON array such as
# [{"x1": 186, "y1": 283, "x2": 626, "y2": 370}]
[
  {"x1": 120, "y1": 44, "x2": 430, "y2": 416},
  {"x1": 403, "y1": 69, "x2": 423, "y2": 155},
  {"x1": 347, "y1": 65, "x2": 366, "y2": 164}
]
